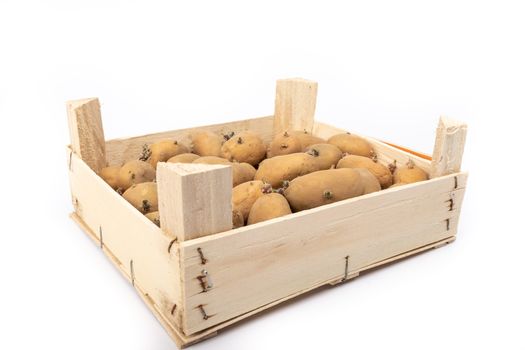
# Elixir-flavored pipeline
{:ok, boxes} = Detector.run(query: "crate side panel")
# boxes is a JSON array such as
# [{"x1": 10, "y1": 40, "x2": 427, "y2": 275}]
[
  {"x1": 105, "y1": 116, "x2": 274, "y2": 166},
  {"x1": 180, "y1": 173, "x2": 467, "y2": 334},
  {"x1": 312, "y1": 121, "x2": 432, "y2": 173},
  {"x1": 68, "y1": 149, "x2": 183, "y2": 327}
]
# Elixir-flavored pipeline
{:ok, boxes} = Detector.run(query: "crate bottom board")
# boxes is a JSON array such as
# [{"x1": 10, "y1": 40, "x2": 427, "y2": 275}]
[{"x1": 70, "y1": 212, "x2": 456, "y2": 348}]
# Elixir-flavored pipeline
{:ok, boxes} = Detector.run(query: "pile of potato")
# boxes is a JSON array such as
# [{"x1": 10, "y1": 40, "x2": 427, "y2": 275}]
[{"x1": 98, "y1": 129, "x2": 428, "y2": 229}]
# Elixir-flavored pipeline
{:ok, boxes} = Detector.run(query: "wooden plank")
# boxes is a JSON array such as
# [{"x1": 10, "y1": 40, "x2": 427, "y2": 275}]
[
  {"x1": 179, "y1": 173, "x2": 468, "y2": 334},
  {"x1": 313, "y1": 121, "x2": 432, "y2": 173},
  {"x1": 105, "y1": 116, "x2": 274, "y2": 166},
  {"x1": 67, "y1": 98, "x2": 107, "y2": 172},
  {"x1": 67, "y1": 148, "x2": 183, "y2": 329},
  {"x1": 157, "y1": 163, "x2": 233, "y2": 241},
  {"x1": 381, "y1": 141, "x2": 432, "y2": 160},
  {"x1": 70, "y1": 212, "x2": 219, "y2": 348},
  {"x1": 274, "y1": 78, "x2": 318, "y2": 135},
  {"x1": 430, "y1": 116, "x2": 468, "y2": 178},
  {"x1": 71, "y1": 210, "x2": 456, "y2": 348}
]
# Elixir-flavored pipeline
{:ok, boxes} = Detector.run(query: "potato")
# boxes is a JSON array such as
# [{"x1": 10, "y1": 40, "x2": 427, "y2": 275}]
[
  {"x1": 193, "y1": 156, "x2": 229, "y2": 165},
  {"x1": 118, "y1": 160, "x2": 156, "y2": 191},
  {"x1": 354, "y1": 168, "x2": 381, "y2": 193},
  {"x1": 122, "y1": 182, "x2": 158, "y2": 214},
  {"x1": 221, "y1": 131, "x2": 266, "y2": 166},
  {"x1": 144, "y1": 140, "x2": 189, "y2": 168},
  {"x1": 167, "y1": 153, "x2": 200, "y2": 163},
  {"x1": 145, "y1": 211, "x2": 160, "y2": 227},
  {"x1": 337, "y1": 154, "x2": 393, "y2": 188},
  {"x1": 99, "y1": 165, "x2": 121, "y2": 190},
  {"x1": 247, "y1": 193, "x2": 292, "y2": 225},
  {"x1": 193, "y1": 157, "x2": 256, "y2": 187},
  {"x1": 267, "y1": 131, "x2": 302, "y2": 158},
  {"x1": 393, "y1": 160, "x2": 428, "y2": 184},
  {"x1": 191, "y1": 131, "x2": 223, "y2": 157},
  {"x1": 328, "y1": 133, "x2": 375, "y2": 158},
  {"x1": 232, "y1": 209, "x2": 245, "y2": 229},
  {"x1": 255, "y1": 153, "x2": 322, "y2": 188},
  {"x1": 290, "y1": 130, "x2": 327, "y2": 150},
  {"x1": 233, "y1": 162, "x2": 256, "y2": 187},
  {"x1": 305, "y1": 143, "x2": 343, "y2": 170},
  {"x1": 284, "y1": 168, "x2": 379, "y2": 211},
  {"x1": 232, "y1": 180, "x2": 268, "y2": 222}
]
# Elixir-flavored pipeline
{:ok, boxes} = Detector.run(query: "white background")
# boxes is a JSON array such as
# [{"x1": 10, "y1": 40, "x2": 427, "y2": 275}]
[{"x1": 1, "y1": 1, "x2": 524, "y2": 349}]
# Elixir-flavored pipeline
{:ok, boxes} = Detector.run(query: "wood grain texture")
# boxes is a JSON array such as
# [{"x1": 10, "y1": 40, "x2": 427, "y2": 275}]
[
  {"x1": 179, "y1": 173, "x2": 467, "y2": 334},
  {"x1": 71, "y1": 210, "x2": 456, "y2": 348},
  {"x1": 430, "y1": 116, "x2": 468, "y2": 178},
  {"x1": 313, "y1": 121, "x2": 432, "y2": 172},
  {"x1": 157, "y1": 163, "x2": 233, "y2": 241},
  {"x1": 105, "y1": 116, "x2": 274, "y2": 166},
  {"x1": 67, "y1": 98, "x2": 107, "y2": 172},
  {"x1": 68, "y1": 148, "x2": 183, "y2": 328},
  {"x1": 274, "y1": 78, "x2": 318, "y2": 135}
]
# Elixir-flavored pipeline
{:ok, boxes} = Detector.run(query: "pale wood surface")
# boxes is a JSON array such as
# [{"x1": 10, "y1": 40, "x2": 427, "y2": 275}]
[
  {"x1": 179, "y1": 173, "x2": 467, "y2": 334},
  {"x1": 105, "y1": 116, "x2": 274, "y2": 166},
  {"x1": 157, "y1": 163, "x2": 233, "y2": 241},
  {"x1": 313, "y1": 121, "x2": 432, "y2": 172},
  {"x1": 274, "y1": 78, "x2": 318, "y2": 135},
  {"x1": 71, "y1": 209, "x2": 457, "y2": 348},
  {"x1": 68, "y1": 148, "x2": 183, "y2": 328},
  {"x1": 67, "y1": 98, "x2": 107, "y2": 172},
  {"x1": 430, "y1": 116, "x2": 467, "y2": 178}
]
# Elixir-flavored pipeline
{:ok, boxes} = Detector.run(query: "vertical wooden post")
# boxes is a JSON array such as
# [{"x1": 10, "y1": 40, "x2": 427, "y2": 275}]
[
  {"x1": 67, "y1": 98, "x2": 107, "y2": 173},
  {"x1": 273, "y1": 78, "x2": 318, "y2": 135},
  {"x1": 430, "y1": 116, "x2": 467, "y2": 178},
  {"x1": 157, "y1": 163, "x2": 232, "y2": 241}
]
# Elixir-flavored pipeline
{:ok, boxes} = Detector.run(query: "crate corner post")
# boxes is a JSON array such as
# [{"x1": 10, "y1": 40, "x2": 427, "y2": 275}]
[
  {"x1": 430, "y1": 116, "x2": 467, "y2": 178},
  {"x1": 157, "y1": 162, "x2": 233, "y2": 242},
  {"x1": 66, "y1": 97, "x2": 107, "y2": 173},
  {"x1": 273, "y1": 77, "x2": 318, "y2": 135}
]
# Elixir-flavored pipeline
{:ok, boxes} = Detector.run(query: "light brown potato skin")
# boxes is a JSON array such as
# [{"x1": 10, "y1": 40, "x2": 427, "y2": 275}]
[
  {"x1": 284, "y1": 168, "x2": 376, "y2": 211},
  {"x1": 233, "y1": 162, "x2": 256, "y2": 187},
  {"x1": 122, "y1": 182, "x2": 158, "y2": 214},
  {"x1": 99, "y1": 165, "x2": 121, "y2": 190},
  {"x1": 145, "y1": 211, "x2": 160, "y2": 227},
  {"x1": 255, "y1": 153, "x2": 322, "y2": 188},
  {"x1": 221, "y1": 131, "x2": 266, "y2": 166},
  {"x1": 328, "y1": 133, "x2": 375, "y2": 158},
  {"x1": 267, "y1": 131, "x2": 302, "y2": 158},
  {"x1": 147, "y1": 140, "x2": 189, "y2": 168},
  {"x1": 290, "y1": 130, "x2": 327, "y2": 150},
  {"x1": 193, "y1": 157, "x2": 256, "y2": 187},
  {"x1": 232, "y1": 180, "x2": 266, "y2": 222},
  {"x1": 247, "y1": 193, "x2": 292, "y2": 225},
  {"x1": 118, "y1": 160, "x2": 156, "y2": 191},
  {"x1": 232, "y1": 209, "x2": 245, "y2": 229},
  {"x1": 193, "y1": 156, "x2": 230, "y2": 165},
  {"x1": 305, "y1": 143, "x2": 343, "y2": 170},
  {"x1": 393, "y1": 160, "x2": 428, "y2": 184},
  {"x1": 167, "y1": 153, "x2": 200, "y2": 163},
  {"x1": 337, "y1": 154, "x2": 393, "y2": 188},
  {"x1": 354, "y1": 168, "x2": 381, "y2": 193},
  {"x1": 191, "y1": 131, "x2": 223, "y2": 157}
]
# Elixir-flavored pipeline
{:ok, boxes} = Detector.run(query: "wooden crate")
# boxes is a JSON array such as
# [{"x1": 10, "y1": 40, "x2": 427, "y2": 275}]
[{"x1": 66, "y1": 78, "x2": 468, "y2": 348}]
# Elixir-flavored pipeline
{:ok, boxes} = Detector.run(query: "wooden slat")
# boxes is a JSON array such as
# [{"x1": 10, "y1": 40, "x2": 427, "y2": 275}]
[
  {"x1": 67, "y1": 148, "x2": 183, "y2": 328},
  {"x1": 381, "y1": 141, "x2": 432, "y2": 160},
  {"x1": 157, "y1": 163, "x2": 233, "y2": 241},
  {"x1": 105, "y1": 116, "x2": 274, "y2": 166},
  {"x1": 67, "y1": 98, "x2": 107, "y2": 172},
  {"x1": 430, "y1": 116, "x2": 468, "y2": 178},
  {"x1": 274, "y1": 78, "x2": 318, "y2": 135},
  {"x1": 179, "y1": 173, "x2": 467, "y2": 334},
  {"x1": 313, "y1": 121, "x2": 432, "y2": 172}
]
